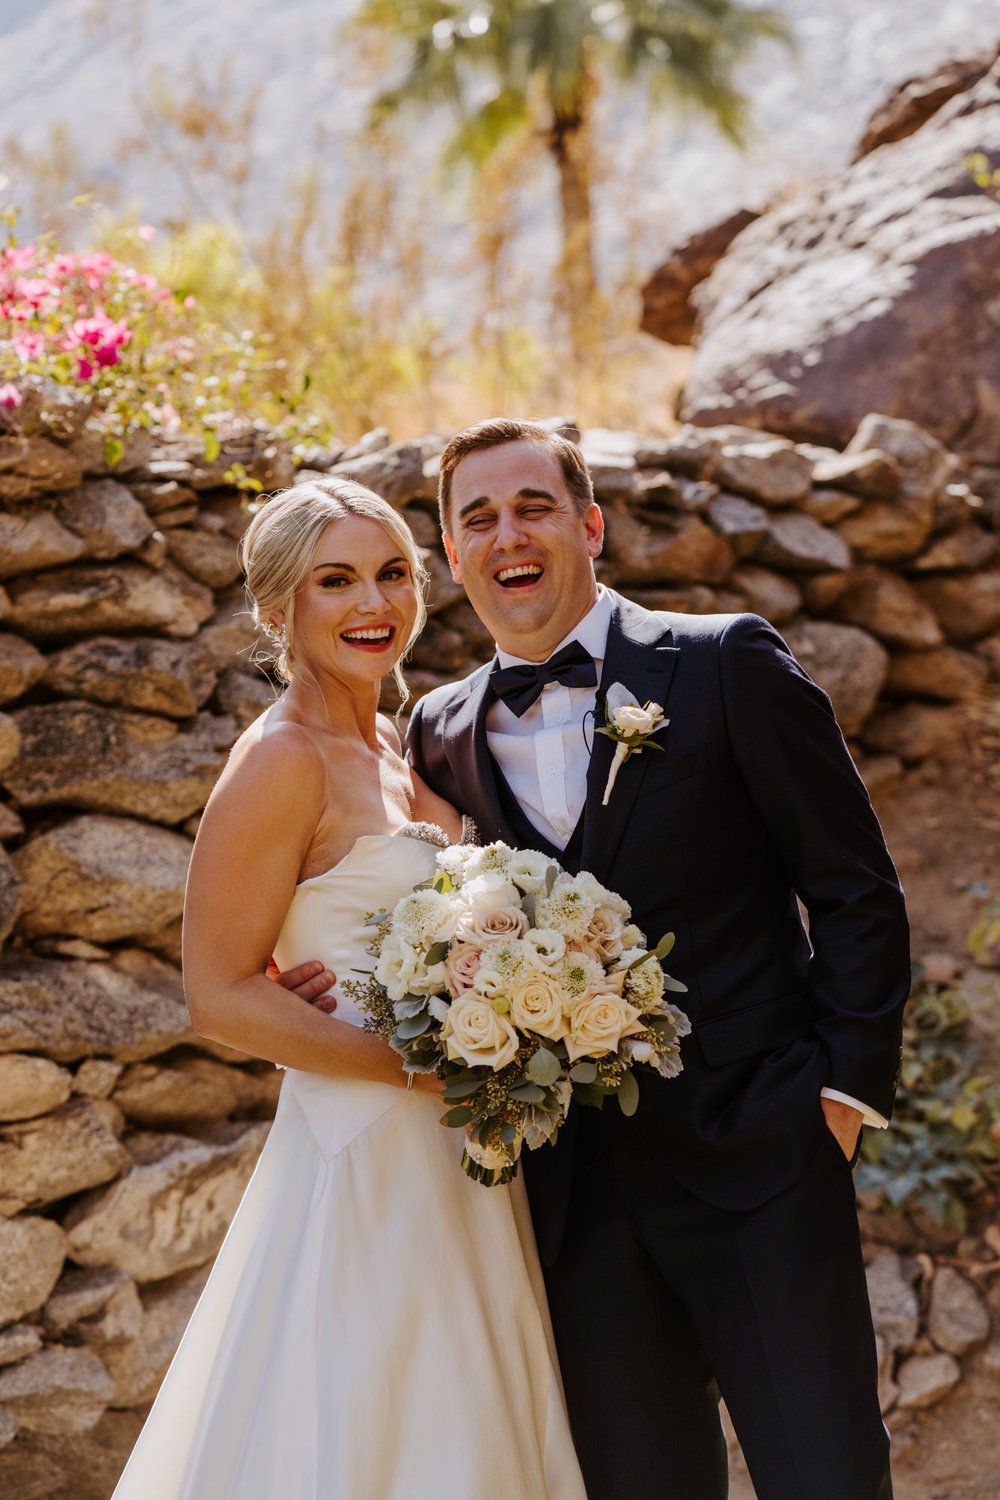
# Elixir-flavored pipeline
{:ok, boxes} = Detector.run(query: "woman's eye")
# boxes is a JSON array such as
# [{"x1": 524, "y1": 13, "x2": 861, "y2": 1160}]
[
  {"x1": 380, "y1": 568, "x2": 406, "y2": 582},
  {"x1": 320, "y1": 575, "x2": 349, "y2": 588}
]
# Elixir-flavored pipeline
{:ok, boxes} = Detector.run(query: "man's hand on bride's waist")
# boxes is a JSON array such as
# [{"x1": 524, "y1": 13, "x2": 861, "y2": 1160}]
[{"x1": 266, "y1": 958, "x2": 338, "y2": 1014}]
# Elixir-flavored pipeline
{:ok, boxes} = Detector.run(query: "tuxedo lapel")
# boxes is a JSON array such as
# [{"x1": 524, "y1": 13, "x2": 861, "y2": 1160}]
[
  {"x1": 580, "y1": 597, "x2": 679, "y2": 882},
  {"x1": 443, "y1": 663, "x2": 522, "y2": 846}
]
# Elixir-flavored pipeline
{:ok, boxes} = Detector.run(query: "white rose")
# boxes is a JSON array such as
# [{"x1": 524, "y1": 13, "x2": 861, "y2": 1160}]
[
  {"x1": 621, "y1": 923, "x2": 645, "y2": 950},
  {"x1": 509, "y1": 970, "x2": 568, "y2": 1042},
  {"x1": 441, "y1": 994, "x2": 520, "y2": 1071},
  {"x1": 455, "y1": 874, "x2": 523, "y2": 939},
  {"x1": 406, "y1": 961, "x2": 449, "y2": 997},
  {"x1": 613, "y1": 703, "x2": 662, "y2": 735},
  {"x1": 565, "y1": 988, "x2": 645, "y2": 1062},
  {"x1": 571, "y1": 870, "x2": 630, "y2": 920},
  {"x1": 374, "y1": 935, "x2": 422, "y2": 1002}
]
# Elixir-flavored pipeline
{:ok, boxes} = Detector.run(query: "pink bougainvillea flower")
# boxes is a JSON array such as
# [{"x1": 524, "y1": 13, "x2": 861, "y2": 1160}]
[
  {"x1": 138, "y1": 224, "x2": 157, "y2": 242},
  {"x1": 13, "y1": 331, "x2": 45, "y2": 360},
  {"x1": 0, "y1": 384, "x2": 23, "y2": 409},
  {"x1": 75, "y1": 355, "x2": 95, "y2": 381}
]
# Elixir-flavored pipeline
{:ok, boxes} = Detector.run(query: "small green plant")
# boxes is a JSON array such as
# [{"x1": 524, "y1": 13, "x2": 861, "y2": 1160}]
[{"x1": 855, "y1": 964, "x2": 1000, "y2": 1230}]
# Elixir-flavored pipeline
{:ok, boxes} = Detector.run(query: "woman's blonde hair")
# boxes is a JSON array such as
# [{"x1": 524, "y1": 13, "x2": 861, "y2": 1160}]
[{"x1": 238, "y1": 477, "x2": 429, "y2": 707}]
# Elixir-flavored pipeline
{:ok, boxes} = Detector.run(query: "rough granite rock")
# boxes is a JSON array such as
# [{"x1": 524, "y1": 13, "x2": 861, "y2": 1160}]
[
  {"x1": 678, "y1": 63, "x2": 1000, "y2": 464},
  {"x1": 885, "y1": 646, "x2": 989, "y2": 701},
  {"x1": 13, "y1": 815, "x2": 191, "y2": 943},
  {"x1": 866, "y1": 1253, "x2": 920, "y2": 1353},
  {"x1": 861, "y1": 702, "x2": 961, "y2": 762},
  {"x1": 852, "y1": 46, "x2": 1000, "y2": 160},
  {"x1": 639, "y1": 207, "x2": 760, "y2": 344},
  {"x1": 895, "y1": 1351, "x2": 961, "y2": 1409},
  {"x1": 57, "y1": 481, "x2": 154, "y2": 560},
  {"x1": 0, "y1": 1325, "x2": 42, "y2": 1368},
  {"x1": 0, "y1": 1217, "x2": 67, "y2": 1326},
  {"x1": 755, "y1": 514, "x2": 851, "y2": 573},
  {"x1": 810, "y1": 449, "x2": 901, "y2": 500},
  {"x1": 0, "y1": 436, "x2": 84, "y2": 504},
  {"x1": 0, "y1": 703, "x2": 235, "y2": 824},
  {"x1": 0, "y1": 1054, "x2": 73, "y2": 1122},
  {"x1": 0, "y1": 1347, "x2": 114, "y2": 1435},
  {"x1": 0, "y1": 634, "x2": 47, "y2": 704},
  {"x1": 64, "y1": 1122, "x2": 270, "y2": 1282},
  {"x1": 830, "y1": 568, "x2": 943, "y2": 649},
  {"x1": 913, "y1": 572, "x2": 1000, "y2": 642},
  {"x1": 705, "y1": 494, "x2": 770, "y2": 558},
  {"x1": 4, "y1": 561, "x2": 214, "y2": 640},
  {"x1": 0, "y1": 1098, "x2": 129, "y2": 1216},
  {"x1": 0, "y1": 511, "x2": 85, "y2": 579},
  {"x1": 927, "y1": 1266, "x2": 991, "y2": 1356},
  {"x1": 783, "y1": 622, "x2": 889, "y2": 734},
  {"x1": 0, "y1": 844, "x2": 21, "y2": 947},
  {"x1": 43, "y1": 1268, "x2": 143, "y2": 1351},
  {"x1": 326, "y1": 442, "x2": 425, "y2": 506},
  {"x1": 729, "y1": 565, "x2": 802, "y2": 624},
  {"x1": 711, "y1": 442, "x2": 813, "y2": 507},
  {"x1": 103, "y1": 1266, "x2": 210, "y2": 1408},
  {"x1": 43, "y1": 635, "x2": 218, "y2": 718},
  {"x1": 0, "y1": 952, "x2": 192, "y2": 1063},
  {"x1": 602, "y1": 507, "x2": 734, "y2": 585},
  {"x1": 212, "y1": 665, "x2": 274, "y2": 732},
  {"x1": 165, "y1": 527, "x2": 242, "y2": 589}
]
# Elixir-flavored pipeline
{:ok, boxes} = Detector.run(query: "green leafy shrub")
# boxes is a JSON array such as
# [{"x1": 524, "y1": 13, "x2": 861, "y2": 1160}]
[{"x1": 855, "y1": 967, "x2": 1000, "y2": 1230}]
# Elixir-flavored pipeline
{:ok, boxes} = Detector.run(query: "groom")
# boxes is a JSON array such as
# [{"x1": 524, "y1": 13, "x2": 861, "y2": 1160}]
[
  {"x1": 290, "y1": 418, "x2": 909, "y2": 1498},
  {"x1": 411, "y1": 419, "x2": 908, "y2": 1500}
]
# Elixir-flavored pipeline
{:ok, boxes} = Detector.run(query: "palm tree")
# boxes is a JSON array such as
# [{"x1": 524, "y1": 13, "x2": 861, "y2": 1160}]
[{"x1": 348, "y1": 0, "x2": 791, "y2": 363}]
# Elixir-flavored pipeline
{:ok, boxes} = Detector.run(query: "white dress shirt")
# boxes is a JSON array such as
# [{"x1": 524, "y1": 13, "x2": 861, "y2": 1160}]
[{"x1": 485, "y1": 586, "x2": 886, "y2": 1132}]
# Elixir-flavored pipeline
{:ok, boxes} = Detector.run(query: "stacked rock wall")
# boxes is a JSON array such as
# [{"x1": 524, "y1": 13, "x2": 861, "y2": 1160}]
[{"x1": 0, "y1": 393, "x2": 997, "y2": 1493}]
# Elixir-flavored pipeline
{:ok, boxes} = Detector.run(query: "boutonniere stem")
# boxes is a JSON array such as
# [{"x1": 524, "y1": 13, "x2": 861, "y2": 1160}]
[{"x1": 596, "y1": 682, "x2": 669, "y2": 806}]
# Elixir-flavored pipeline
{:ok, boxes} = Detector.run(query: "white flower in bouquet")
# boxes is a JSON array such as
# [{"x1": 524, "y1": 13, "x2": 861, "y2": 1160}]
[
  {"x1": 571, "y1": 869, "x2": 631, "y2": 920},
  {"x1": 441, "y1": 994, "x2": 520, "y2": 1070},
  {"x1": 373, "y1": 934, "x2": 422, "y2": 1002},
  {"x1": 565, "y1": 988, "x2": 645, "y2": 1062},
  {"x1": 455, "y1": 873, "x2": 523, "y2": 940},
  {"x1": 391, "y1": 888, "x2": 459, "y2": 948},
  {"x1": 524, "y1": 928, "x2": 566, "y2": 967},
  {"x1": 509, "y1": 970, "x2": 569, "y2": 1042},
  {"x1": 558, "y1": 950, "x2": 608, "y2": 999},
  {"x1": 438, "y1": 843, "x2": 476, "y2": 883},
  {"x1": 445, "y1": 942, "x2": 484, "y2": 995},
  {"x1": 622, "y1": 1038, "x2": 655, "y2": 1063},
  {"x1": 622, "y1": 954, "x2": 667, "y2": 1011},
  {"x1": 507, "y1": 848, "x2": 553, "y2": 893},
  {"x1": 621, "y1": 923, "x2": 646, "y2": 950},
  {"x1": 406, "y1": 961, "x2": 450, "y2": 997},
  {"x1": 536, "y1": 877, "x2": 596, "y2": 941},
  {"x1": 461, "y1": 842, "x2": 515, "y2": 882}
]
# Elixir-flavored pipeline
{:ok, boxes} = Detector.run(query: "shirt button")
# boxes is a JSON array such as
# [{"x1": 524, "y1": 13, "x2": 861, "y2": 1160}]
[{"x1": 546, "y1": 764, "x2": 557, "y2": 775}]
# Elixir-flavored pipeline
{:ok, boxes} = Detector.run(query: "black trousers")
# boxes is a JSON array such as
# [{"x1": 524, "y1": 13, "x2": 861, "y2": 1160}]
[{"x1": 542, "y1": 1119, "x2": 892, "y2": 1500}]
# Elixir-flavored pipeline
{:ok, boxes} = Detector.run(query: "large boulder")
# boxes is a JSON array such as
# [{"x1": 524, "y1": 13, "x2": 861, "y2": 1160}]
[
  {"x1": 783, "y1": 622, "x2": 888, "y2": 734},
  {"x1": 43, "y1": 635, "x2": 218, "y2": 717},
  {"x1": 0, "y1": 703, "x2": 235, "y2": 824},
  {"x1": 0, "y1": 1217, "x2": 67, "y2": 1326},
  {"x1": 0, "y1": 1346, "x2": 113, "y2": 1435},
  {"x1": 640, "y1": 207, "x2": 760, "y2": 345},
  {"x1": 0, "y1": 1098, "x2": 128, "y2": 1216},
  {"x1": 677, "y1": 60, "x2": 1000, "y2": 467},
  {"x1": 4, "y1": 560, "x2": 213, "y2": 640},
  {"x1": 64, "y1": 1122, "x2": 269, "y2": 1282},
  {"x1": 14, "y1": 815, "x2": 192, "y2": 944},
  {"x1": 0, "y1": 951, "x2": 192, "y2": 1063}
]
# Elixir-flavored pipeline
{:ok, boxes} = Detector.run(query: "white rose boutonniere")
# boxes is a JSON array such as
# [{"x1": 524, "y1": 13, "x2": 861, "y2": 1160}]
[{"x1": 596, "y1": 681, "x2": 669, "y2": 806}]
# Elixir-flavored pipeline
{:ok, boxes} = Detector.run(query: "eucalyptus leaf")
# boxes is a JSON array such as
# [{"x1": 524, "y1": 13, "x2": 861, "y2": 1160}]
[
  {"x1": 653, "y1": 932, "x2": 676, "y2": 961},
  {"x1": 569, "y1": 1062, "x2": 598, "y2": 1083},
  {"x1": 509, "y1": 1082, "x2": 545, "y2": 1103},
  {"x1": 662, "y1": 975, "x2": 689, "y2": 993},
  {"x1": 441, "y1": 1104, "x2": 477, "y2": 1128},
  {"x1": 572, "y1": 1082, "x2": 605, "y2": 1109},
  {"x1": 501, "y1": 1122, "x2": 519, "y2": 1147},
  {"x1": 394, "y1": 996, "x2": 427, "y2": 1019},
  {"x1": 442, "y1": 1076, "x2": 485, "y2": 1101},
  {"x1": 545, "y1": 864, "x2": 559, "y2": 894},
  {"x1": 526, "y1": 1048, "x2": 562, "y2": 1086},
  {"x1": 395, "y1": 1012, "x2": 432, "y2": 1040},
  {"x1": 617, "y1": 1072, "x2": 640, "y2": 1117},
  {"x1": 364, "y1": 910, "x2": 391, "y2": 926},
  {"x1": 425, "y1": 941, "x2": 450, "y2": 965}
]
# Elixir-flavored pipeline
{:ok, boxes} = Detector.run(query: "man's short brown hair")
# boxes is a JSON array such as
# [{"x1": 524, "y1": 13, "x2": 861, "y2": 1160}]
[{"x1": 437, "y1": 418, "x2": 595, "y2": 533}]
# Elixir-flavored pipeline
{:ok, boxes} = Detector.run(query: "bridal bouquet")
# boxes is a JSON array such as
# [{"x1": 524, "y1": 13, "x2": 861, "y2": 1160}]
[{"x1": 350, "y1": 841, "x2": 690, "y2": 1186}]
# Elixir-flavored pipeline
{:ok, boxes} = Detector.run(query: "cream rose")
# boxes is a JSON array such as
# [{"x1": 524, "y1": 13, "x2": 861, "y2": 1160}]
[
  {"x1": 584, "y1": 905, "x2": 625, "y2": 963},
  {"x1": 509, "y1": 970, "x2": 568, "y2": 1042},
  {"x1": 441, "y1": 994, "x2": 520, "y2": 1071},
  {"x1": 445, "y1": 942, "x2": 484, "y2": 996},
  {"x1": 564, "y1": 989, "x2": 645, "y2": 1062},
  {"x1": 467, "y1": 904, "x2": 529, "y2": 946}
]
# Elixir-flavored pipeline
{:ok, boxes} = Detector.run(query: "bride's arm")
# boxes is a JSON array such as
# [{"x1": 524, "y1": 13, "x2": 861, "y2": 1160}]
[{"x1": 182, "y1": 727, "x2": 435, "y2": 1091}]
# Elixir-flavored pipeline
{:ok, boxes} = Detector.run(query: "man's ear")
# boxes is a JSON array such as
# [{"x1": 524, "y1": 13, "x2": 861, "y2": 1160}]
[
  {"x1": 442, "y1": 531, "x2": 463, "y2": 583},
  {"x1": 583, "y1": 503, "x2": 604, "y2": 560}
]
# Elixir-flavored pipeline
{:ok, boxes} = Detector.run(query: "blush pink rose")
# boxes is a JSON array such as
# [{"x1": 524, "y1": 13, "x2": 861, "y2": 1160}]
[{"x1": 445, "y1": 942, "x2": 484, "y2": 997}]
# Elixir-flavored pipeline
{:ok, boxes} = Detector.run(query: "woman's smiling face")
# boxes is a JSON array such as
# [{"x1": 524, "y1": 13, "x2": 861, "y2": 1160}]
[{"x1": 285, "y1": 515, "x2": 420, "y2": 687}]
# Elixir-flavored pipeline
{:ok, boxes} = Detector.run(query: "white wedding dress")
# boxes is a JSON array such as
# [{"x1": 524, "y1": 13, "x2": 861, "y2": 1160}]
[{"x1": 112, "y1": 824, "x2": 586, "y2": 1500}]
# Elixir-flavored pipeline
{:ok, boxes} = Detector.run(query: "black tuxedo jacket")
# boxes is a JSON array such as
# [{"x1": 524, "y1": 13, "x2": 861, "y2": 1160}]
[{"x1": 407, "y1": 592, "x2": 910, "y2": 1263}]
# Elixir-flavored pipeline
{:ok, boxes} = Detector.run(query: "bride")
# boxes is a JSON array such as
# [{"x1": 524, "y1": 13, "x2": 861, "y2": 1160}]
[{"x1": 111, "y1": 478, "x2": 586, "y2": 1500}]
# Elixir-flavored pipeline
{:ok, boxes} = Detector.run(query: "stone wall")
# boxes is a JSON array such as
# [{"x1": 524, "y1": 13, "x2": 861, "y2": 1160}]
[{"x1": 0, "y1": 391, "x2": 997, "y2": 1494}]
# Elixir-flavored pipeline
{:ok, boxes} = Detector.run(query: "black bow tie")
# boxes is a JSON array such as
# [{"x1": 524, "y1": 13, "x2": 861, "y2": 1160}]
[{"x1": 489, "y1": 639, "x2": 598, "y2": 718}]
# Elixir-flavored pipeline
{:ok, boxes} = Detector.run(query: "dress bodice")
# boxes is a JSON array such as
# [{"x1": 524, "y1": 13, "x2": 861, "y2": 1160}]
[{"x1": 271, "y1": 825, "x2": 445, "y2": 1029}]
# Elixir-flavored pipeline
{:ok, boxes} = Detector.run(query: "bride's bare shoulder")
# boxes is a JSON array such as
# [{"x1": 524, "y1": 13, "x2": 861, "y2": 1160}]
[{"x1": 214, "y1": 708, "x2": 326, "y2": 803}]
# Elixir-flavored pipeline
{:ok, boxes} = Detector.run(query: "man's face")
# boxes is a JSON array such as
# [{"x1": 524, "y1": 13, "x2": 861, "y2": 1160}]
[{"x1": 443, "y1": 440, "x2": 603, "y2": 661}]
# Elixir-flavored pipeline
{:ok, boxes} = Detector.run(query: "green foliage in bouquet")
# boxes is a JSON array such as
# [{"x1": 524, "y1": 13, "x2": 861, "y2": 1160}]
[{"x1": 855, "y1": 967, "x2": 1000, "y2": 1231}]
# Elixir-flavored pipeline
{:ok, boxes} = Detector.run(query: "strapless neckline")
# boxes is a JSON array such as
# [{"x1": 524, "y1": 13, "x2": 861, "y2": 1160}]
[{"x1": 295, "y1": 821, "x2": 452, "y2": 890}]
